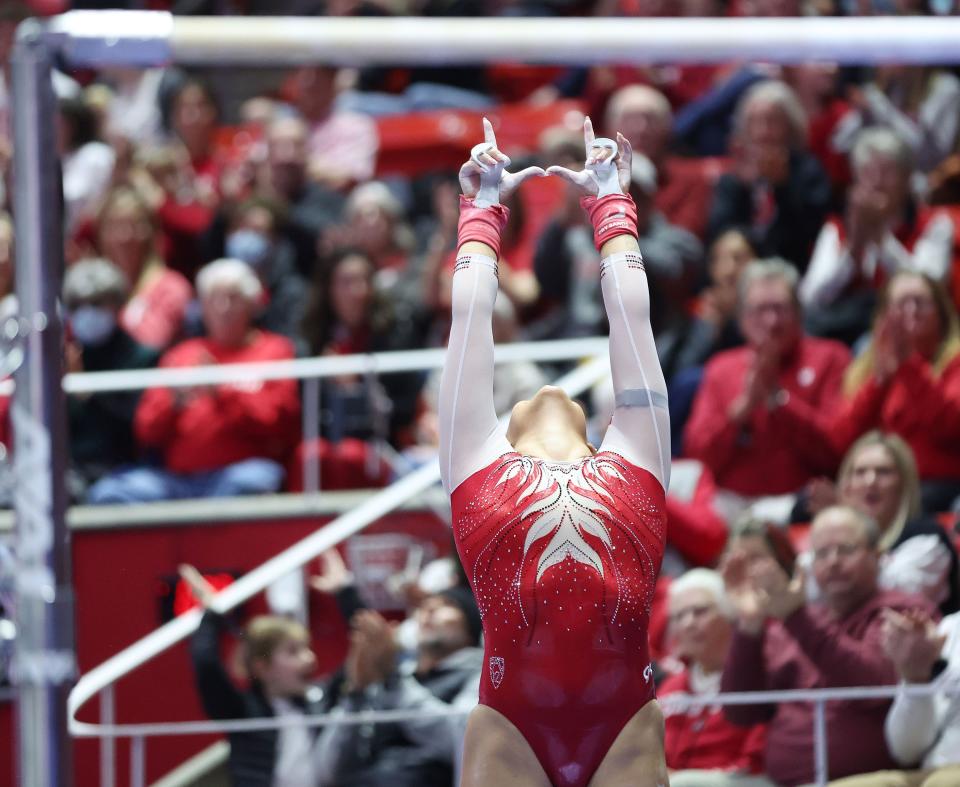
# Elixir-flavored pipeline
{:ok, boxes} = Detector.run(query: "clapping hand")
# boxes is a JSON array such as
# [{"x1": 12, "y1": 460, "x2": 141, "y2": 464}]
[
  {"x1": 750, "y1": 558, "x2": 806, "y2": 622},
  {"x1": 344, "y1": 610, "x2": 398, "y2": 692},
  {"x1": 873, "y1": 310, "x2": 912, "y2": 384},
  {"x1": 458, "y1": 117, "x2": 545, "y2": 208},
  {"x1": 882, "y1": 608, "x2": 945, "y2": 683},
  {"x1": 721, "y1": 548, "x2": 767, "y2": 635},
  {"x1": 547, "y1": 117, "x2": 632, "y2": 198}
]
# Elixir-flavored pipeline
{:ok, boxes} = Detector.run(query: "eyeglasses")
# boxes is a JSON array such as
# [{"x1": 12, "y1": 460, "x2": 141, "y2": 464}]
[
  {"x1": 811, "y1": 542, "x2": 866, "y2": 562},
  {"x1": 668, "y1": 603, "x2": 716, "y2": 625}
]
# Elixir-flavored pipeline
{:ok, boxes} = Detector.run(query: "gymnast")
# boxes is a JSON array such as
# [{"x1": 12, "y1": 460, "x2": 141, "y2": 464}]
[{"x1": 439, "y1": 117, "x2": 671, "y2": 787}]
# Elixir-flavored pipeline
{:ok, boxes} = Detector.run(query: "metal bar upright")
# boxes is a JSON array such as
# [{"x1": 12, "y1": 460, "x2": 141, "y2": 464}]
[
  {"x1": 130, "y1": 735, "x2": 146, "y2": 787},
  {"x1": 813, "y1": 698, "x2": 828, "y2": 786},
  {"x1": 100, "y1": 686, "x2": 116, "y2": 787},
  {"x1": 11, "y1": 19, "x2": 74, "y2": 787},
  {"x1": 302, "y1": 378, "x2": 321, "y2": 495}
]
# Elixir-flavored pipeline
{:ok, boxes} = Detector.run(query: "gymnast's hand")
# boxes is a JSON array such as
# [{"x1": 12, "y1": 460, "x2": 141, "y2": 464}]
[
  {"x1": 547, "y1": 116, "x2": 632, "y2": 198},
  {"x1": 459, "y1": 117, "x2": 545, "y2": 208}
]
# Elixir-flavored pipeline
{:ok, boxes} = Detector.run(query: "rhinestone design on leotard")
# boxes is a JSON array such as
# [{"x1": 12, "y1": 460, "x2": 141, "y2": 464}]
[
  {"x1": 454, "y1": 451, "x2": 664, "y2": 642},
  {"x1": 450, "y1": 450, "x2": 666, "y2": 787}
]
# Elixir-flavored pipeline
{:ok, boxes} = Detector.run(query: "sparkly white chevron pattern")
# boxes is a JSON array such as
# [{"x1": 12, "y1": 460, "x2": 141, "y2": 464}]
[{"x1": 493, "y1": 454, "x2": 628, "y2": 583}]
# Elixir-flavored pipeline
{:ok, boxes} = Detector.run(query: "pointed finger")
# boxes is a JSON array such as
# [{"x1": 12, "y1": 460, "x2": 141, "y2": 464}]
[
  {"x1": 617, "y1": 132, "x2": 633, "y2": 167},
  {"x1": 483, "y1": 116, "x2": 497, "y2": 147},
  {"x1": 583, "y1": 116, "x2": 596, "y2": 148}
]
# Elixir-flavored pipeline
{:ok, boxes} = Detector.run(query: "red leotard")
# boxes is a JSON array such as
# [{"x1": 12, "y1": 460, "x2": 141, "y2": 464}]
[{"x1": 451, "y1": 450, "x2": 666, "y2": 786}]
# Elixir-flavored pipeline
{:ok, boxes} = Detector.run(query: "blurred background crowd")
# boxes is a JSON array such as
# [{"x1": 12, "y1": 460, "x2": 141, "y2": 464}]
[{"x1": 5, "y1": 0, "x2": 960, "y2": 785}]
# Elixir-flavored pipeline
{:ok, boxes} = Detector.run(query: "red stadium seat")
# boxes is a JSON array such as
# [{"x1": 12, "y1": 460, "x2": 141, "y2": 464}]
[{"x1": 374, "y1": 99, "x2": 588, "y2": 178}]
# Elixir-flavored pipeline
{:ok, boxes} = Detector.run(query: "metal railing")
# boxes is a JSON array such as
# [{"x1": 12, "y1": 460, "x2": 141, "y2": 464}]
[
  {"x1": 0, "y1": 335, "x2": 609, "y2": 495},
  {"x1": 70, "y1": 680, "x2": 958, "y2": 787}
]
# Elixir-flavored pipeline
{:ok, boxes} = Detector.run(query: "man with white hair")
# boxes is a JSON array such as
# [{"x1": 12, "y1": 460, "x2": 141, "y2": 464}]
[
  {"x1": 660, "y1": 568, "x2": 773, "y2": 787},
  {"x1": 88, "y1": 259, "x2": 300, "y2": 503},
  {"x1": 800, "y1": 127, "x2": 955, "y2": 344},
  {"x1": 708, "y1": 80, "x2": 831, "y2": 271},
  {"x1": 721, "y1": 506, "x2": 936, "y2": 786},
  {"x1": 684, "y1": 258, "x2": 850, "y2": 510}
]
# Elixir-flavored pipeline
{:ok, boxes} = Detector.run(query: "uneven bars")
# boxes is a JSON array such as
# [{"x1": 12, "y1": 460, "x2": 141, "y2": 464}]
[{"x1": 39, "y1": 12, "x2": 960, "y2": 68}]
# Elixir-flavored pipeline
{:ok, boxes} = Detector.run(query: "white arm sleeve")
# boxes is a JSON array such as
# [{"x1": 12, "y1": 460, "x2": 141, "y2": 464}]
[
  {"x1": 908, "y1": 213, "x2": 954, "y2": 282},
  {"x1": 597, "y1": 250, "x2": 671, "y2": 490},
  {"x1": 881, "y1": 535, "x2": 953, "y2": 609},
  {"x1": 800, "y1": 221, "x2": 854, "y2": 309},
  {"x1": 438, "y1": 254, "x2": 512, "y2": 494},
  {"x1": 886, "y1": 680, "x2": 942, "y2": 766}
]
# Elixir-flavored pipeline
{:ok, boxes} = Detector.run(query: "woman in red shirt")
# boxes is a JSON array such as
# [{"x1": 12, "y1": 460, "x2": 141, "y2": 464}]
[{"x1": 835, "y1": 271, "x2": 960, "y2": 511}]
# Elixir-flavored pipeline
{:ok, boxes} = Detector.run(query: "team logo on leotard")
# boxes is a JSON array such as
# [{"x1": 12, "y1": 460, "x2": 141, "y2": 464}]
[
  {"x1": 643, "y1": 663, "x2": 654, "y2": 683},
  {"x1": 489, "y1": 656, "x2": 505, "y2": 688}
]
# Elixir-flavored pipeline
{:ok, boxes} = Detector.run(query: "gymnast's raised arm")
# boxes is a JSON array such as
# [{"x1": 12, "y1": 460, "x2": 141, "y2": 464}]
[
  {"x1": 548, "y1": 119, "x2": 671, "y2": 490},
  {"x1": 438, "y1": 119, "x2": 545, "y2": 494}
]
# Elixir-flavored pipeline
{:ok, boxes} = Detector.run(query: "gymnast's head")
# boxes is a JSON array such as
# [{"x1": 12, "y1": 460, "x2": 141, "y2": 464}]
[{"x1": 506, "y1": 386, "x2": 595, "y2": 461}]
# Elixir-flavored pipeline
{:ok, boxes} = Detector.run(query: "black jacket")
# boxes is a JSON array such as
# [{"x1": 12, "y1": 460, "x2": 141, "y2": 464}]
[
  {"x1": 707, "y1": 151, "x2": 831, "y2": 272},
  {"x1": 69, "y1": 329, "x2": 159, "y2": 484},
  {"x1": 190, "y1": 611, "x2": 329, "y2": 787}
]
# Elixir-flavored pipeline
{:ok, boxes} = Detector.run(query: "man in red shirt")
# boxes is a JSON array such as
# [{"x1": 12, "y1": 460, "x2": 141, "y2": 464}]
[
  {"x1": 721, "y1": 506, "x2": 936, "y2": 786},
  {"x1": 684, "y1": 258, "x2": 850, "y2": 510},
  {"x1": 88, "y1": 258, "x2": 300, "y2": 503}
]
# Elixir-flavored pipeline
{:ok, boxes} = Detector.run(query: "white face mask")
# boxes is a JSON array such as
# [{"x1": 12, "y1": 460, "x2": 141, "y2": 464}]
[{"x1": 70, "y1": 305, "x2": 116, "y2": 347}]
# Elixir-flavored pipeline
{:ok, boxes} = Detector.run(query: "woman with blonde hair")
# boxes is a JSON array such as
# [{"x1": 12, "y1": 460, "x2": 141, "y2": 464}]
[
  {"x1": 94, "y1": 185, "x2": 193, "y2": 351},
  {"x1": 834, "y1": 270, "x2": 960, "y2": 512},
  {"x1": 832, "y1": 432, "x2": 958, "y2": 614}
]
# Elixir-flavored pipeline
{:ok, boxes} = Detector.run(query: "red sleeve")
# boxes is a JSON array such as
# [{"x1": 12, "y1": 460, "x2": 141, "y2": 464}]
[
  {"x1": 134, "y1": 346, "x2": 192, "y2": 448},
  {"x1": 209, "y1": 338, "x2": 300, "y2": 455},
  {"x1": 665, "y1": 468, "x2": 728, "y2": 566},
  {"x1": 832, "y1": 375, "x2": 888, "y2": 456},
  {"x1": 782, "y1": 604, "x2": 908, "y2": 690},
  {"x1": 897, "y1": 354, "x2": 960, "y2": 441},
  {"x1": 736, "y1": 723, "x2": 768, "y2": 775},
  {"x1": 683, "y1": 359, "x2": 742, "y2": 473},
  {"x1": 771, "y1": 345, "x2": 849, "y2": 474},
  {"x1": 721, "y1": 628, "x2": 777, "y2": 726}
]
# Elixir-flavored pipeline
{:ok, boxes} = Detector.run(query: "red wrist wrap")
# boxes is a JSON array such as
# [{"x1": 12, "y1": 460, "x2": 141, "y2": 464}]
[
  {"x1": 580, "y1": 193, "x2": 639, "y2": 252},
  {"x1": 457, "y1": 195, "x2": 510, "y2": 260}
]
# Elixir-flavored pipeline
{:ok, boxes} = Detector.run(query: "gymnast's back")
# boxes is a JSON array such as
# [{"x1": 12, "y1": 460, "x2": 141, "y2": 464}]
[{"x1": 439, "y1": 118, "x2": 671, "y2": 787}]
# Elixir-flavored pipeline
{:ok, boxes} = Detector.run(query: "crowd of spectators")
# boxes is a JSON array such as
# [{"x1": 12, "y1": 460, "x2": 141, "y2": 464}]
[{"x1": 5, "y1": 0, "x2": 960, "y2": 784}]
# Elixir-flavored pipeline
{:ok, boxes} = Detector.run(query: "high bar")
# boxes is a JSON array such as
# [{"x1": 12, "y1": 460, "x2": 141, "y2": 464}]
[{"x1": 31, "y1": 12, "x2": 960, "y2": 68}]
